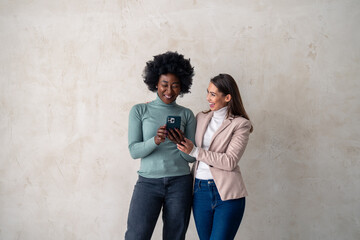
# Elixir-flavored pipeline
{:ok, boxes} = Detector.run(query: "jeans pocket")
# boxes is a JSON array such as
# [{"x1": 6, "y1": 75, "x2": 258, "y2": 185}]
[{"x1": 193, "y1": 182, "x2": 201, "y2": 194}]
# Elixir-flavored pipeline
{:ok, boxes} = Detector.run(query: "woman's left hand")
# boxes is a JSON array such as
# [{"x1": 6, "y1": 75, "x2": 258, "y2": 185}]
[{"x1": 177, "y1": 138, "x2": 194, "y2": 154}]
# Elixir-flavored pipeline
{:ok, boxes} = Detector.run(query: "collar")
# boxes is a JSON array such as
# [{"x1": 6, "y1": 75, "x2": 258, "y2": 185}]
[{"x1": 213, "y1": 106, "x2": 228, "y2": 120}]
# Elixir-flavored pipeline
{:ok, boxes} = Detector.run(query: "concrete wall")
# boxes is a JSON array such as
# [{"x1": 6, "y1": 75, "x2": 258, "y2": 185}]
[{"x1": 1, "y1": 0, "x2": 359, "y2": 239}]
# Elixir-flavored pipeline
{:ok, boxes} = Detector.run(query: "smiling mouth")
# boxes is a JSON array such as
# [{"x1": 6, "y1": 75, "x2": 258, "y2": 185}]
[
  {"x1": 209, "y1": 103, "x2": 215, "y2": 108},
  {"x1": 164, "y1": 95, "x2": 173, "y2": 99}
]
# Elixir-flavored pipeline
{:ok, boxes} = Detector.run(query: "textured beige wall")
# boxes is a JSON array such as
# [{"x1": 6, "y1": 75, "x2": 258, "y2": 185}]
[{"x1": 1, "y1": 0, "x2": 359, "y2": 239}]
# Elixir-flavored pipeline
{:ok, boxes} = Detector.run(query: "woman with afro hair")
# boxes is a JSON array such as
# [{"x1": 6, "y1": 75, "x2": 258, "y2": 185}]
[{"x1": 125, "y1": 51, "x2": 196, "y2": 240}]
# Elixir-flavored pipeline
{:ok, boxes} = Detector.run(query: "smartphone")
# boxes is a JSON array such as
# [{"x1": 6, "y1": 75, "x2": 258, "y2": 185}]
[{"x1": 166, "y1": 116, "x2": 181, "y2": 131}]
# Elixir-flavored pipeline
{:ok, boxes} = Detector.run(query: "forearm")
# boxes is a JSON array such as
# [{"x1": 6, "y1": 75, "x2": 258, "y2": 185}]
[
  {"x1": 128, "y1": 137, "x2": 158, "y2": 159},
  {"x1": 196, "y1": 129, "x2": 250, "y2": 170},
  {"x1": 180, "y1": 151, "x2": 196, "y2": 163},
  {"x1": 196, "y1": 148, "x2": 239, "y2": 171}
]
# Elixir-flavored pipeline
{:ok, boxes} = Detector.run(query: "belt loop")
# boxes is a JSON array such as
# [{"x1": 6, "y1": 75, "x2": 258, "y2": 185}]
[
  {"x1": 198, "y1": 179, "x2": 201, "y2": 189},
  {"x1": 208, "y1": 179, "x2": 214, "y2": 186}
]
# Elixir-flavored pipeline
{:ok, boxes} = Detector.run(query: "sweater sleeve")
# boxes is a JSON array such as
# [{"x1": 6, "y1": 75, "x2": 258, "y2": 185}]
[
  {"x1": 128, "y1": 105, "x2": 158, "y2": 159},
  {"x1": 197, "y1": 119, "x2": 251, "y2": 171},
  {"x1": 180, "y1": 110, "x2": 197, "y2": 163}
]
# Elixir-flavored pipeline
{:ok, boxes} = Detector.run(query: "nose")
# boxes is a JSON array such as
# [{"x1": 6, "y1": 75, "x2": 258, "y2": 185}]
[
  {"x1": 206, "y1": 93, "x2": 211, "y2": 102},
  {"x1": 165, "y1": 86, "x2": 173, "y2": 95}
]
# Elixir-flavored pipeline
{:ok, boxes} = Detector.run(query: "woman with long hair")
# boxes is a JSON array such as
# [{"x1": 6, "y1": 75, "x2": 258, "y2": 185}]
[{"x1": 176, "y1": 73, "x2": 253, "y2": 240}]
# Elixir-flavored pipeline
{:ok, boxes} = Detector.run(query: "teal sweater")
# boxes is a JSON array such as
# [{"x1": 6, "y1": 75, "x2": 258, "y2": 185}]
[{"x1": 128, "y1": 95, "x2": 196, "y2": 178}]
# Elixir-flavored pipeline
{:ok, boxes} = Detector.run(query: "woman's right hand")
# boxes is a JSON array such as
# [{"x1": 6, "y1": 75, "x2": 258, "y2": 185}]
[
  {"x1": 177, "y1": 138, "x2": 194, "y2": 154},
  {"x1": 154, "y1": 125, "x2": 167, "y2": 145}
]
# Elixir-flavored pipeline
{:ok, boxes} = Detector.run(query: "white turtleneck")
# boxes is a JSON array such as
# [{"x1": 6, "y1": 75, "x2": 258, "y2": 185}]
[{"x1": 190, "y1": 106, "x2": 228, "y2": 180}]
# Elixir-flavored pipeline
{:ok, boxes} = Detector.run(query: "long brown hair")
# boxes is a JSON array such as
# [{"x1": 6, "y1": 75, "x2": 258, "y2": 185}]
[{"x1": 208, "y1": 73, "x2": 253, "y2": 133}]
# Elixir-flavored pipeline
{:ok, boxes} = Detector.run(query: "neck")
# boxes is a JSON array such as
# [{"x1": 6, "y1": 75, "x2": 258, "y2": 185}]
[{"x1": 213, "y1": 106, "x2": 228, "y2": 119}]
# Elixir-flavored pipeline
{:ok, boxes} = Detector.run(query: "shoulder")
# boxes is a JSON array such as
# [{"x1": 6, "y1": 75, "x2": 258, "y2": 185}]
[
  {"x1": 196, "y1": 111, "x2": 210, "y2": 120},
  {"x1": 130, "y1": 103, "x2": 148, "y2": 116},
  {"x1": 231, "y1": 116, "x2": 252, "y2": 130},
  {"x1": 176, "y1": 105, "x2": 195, "y2": 119}
]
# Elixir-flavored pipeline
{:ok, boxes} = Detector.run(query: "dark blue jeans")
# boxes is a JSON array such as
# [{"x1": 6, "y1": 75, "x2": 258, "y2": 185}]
[
  {"x1": 193, "y1": 178, "x2": 246, "y2": 240},
  {"x1": 125, "y1": 174, "x2": 193, "y2": 240}
]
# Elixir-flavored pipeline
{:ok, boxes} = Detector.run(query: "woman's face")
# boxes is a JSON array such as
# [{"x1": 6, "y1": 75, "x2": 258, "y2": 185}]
[
  {"x1": 206, "y1": 82, "x2": 230, "y2": 111},
  {"x1": 157, "y1": 73, "x2": 181, "y2": 104}
]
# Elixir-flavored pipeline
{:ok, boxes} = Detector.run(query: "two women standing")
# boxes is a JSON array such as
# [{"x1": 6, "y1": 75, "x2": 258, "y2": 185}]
[{"x1": 125, "y1": 51, "x2": 253, "y2": 240}]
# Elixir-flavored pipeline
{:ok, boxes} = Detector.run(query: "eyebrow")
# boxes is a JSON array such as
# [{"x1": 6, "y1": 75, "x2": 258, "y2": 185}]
[
  {"x1": 161, "y1": 80, "x2": 180, "y2": 85},
  {"x1": 207, "y1": 89, "x2": 216, "y2": 94}
]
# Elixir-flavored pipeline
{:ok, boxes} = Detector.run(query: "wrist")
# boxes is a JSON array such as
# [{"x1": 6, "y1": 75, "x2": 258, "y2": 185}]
[{"x1": 189, "y1": 146, "x2": 199, "y2": 158}]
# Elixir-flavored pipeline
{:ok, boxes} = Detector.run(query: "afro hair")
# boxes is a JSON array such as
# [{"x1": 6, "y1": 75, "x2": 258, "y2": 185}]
[{"x1": 143, "y1": 51, "x2": 194, "y2": 94}]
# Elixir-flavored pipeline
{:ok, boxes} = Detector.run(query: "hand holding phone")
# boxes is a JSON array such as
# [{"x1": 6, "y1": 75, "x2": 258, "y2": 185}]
[
  {"x1": 155, "y1": 125, "x2": 167, "y2": 145},
  {"x1": 166, "y1": 116, "x2": 184, "y2": 145}
]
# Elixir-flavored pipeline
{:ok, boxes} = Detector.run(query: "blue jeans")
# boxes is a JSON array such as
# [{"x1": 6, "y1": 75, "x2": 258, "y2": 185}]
[
  {"x1": 193, "y1": 178, "x2": 246, "y2": 240},
  {"x1": 125, "y1": 174, "x2": 193, "y2": 240}
]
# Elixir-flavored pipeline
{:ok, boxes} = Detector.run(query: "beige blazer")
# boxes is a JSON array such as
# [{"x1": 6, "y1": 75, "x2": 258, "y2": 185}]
[{"x1": 192, "y1": 111, "x2": 251, "y2": 201}]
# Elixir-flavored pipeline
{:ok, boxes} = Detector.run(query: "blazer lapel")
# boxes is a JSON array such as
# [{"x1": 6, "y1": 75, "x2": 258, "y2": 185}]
[
  {"x1": 208, "y1": 116, "x2": 233, "y2": 149},
  {"x1": 197, "y1": 112, "x2": 213, "y2": 147}
]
